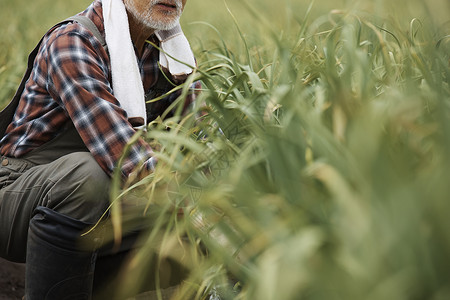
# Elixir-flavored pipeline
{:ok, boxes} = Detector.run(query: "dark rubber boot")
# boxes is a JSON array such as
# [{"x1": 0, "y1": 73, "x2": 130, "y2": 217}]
[{"x1": 25, "y1": 206, "x2": 99, "y2": 300}]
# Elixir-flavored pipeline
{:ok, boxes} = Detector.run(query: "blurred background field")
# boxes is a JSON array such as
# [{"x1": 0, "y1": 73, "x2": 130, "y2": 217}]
[
  {"x1": 1, "y1": 0, "x2": 449, "y2": 104},
  {"x1": 1, "y1": 0, "x2": 449, "y2": 299}
]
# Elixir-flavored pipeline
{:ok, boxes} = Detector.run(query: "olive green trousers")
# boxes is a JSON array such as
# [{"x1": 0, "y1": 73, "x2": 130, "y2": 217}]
[{"x1": 0, "y1": 152, "x2": 110, "y2": 263}]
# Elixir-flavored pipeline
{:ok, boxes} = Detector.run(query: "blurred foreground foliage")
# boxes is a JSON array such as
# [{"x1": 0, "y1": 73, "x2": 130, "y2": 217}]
[{"x1": 116, "y1": 2, "x2": 450, "y2": 300}]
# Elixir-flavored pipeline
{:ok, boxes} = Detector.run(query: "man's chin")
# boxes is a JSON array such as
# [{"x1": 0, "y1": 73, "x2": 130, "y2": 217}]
[{"x1": 145, "y1": 17, "x2": 180, "y2": 31}]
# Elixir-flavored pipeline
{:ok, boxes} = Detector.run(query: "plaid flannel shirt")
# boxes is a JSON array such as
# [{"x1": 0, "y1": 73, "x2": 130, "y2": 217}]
[{"x1": 0, "y1": 0, "x2": 199, "y2": 177}]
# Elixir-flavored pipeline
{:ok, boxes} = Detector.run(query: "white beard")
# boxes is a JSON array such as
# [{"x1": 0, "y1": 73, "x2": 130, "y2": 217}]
[{"x1": 124, "y1": 0, "x2": 182, "y2": 31}]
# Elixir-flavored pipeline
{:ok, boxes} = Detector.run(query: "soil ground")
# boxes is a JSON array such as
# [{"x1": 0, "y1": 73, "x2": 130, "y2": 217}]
[{"x1": 0, "y1": 257, "x2": 25, "y2": 300}]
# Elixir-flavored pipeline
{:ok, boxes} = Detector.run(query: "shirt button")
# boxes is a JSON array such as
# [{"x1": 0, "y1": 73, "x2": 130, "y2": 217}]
[{"x1": 1, "y1": 159, "x2": 9, "y2": 166}]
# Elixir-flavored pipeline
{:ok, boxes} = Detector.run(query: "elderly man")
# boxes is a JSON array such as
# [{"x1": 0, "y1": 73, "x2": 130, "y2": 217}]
[{"x1": 0, "y1": 0, "x2": 197, "y2": 298}]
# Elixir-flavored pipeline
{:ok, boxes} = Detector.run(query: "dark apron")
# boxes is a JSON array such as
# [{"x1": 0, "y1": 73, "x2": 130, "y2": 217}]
[{"x1": 0, "y1": 122, "x2": 88, "y2": 190}]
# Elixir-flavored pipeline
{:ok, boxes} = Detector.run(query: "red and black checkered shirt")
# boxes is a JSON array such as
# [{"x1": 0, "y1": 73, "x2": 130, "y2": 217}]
[{"x1": 0, "y1": 0, "x2": 199, "y2": 177}]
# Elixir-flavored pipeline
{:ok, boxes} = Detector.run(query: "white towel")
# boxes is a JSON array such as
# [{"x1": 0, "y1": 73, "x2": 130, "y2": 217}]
[
  {"x1": 155, "y1": 24, "x2": 196, "y2": 76},
  {"x1": 102, "y1": 0, "x2": 146, "y2": 126},
  {"x1": 102, "y1": 0, "x2": 195, "y2": 127}
]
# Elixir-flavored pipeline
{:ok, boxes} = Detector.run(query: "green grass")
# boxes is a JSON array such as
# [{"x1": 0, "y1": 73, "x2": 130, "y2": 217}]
[{"x1": 1, "y1": 0, "x2": 450, "y2": 299}]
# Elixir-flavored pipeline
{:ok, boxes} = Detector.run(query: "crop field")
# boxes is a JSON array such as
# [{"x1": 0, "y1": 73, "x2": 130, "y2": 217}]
[{"x1": 1, "y1": 0, "x2": 449, "y2": 299}]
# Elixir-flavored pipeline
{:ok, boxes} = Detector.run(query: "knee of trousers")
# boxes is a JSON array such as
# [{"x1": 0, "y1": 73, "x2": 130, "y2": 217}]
[{"x1": 42, "y1": 152, "x2": 111, "y2": 224}]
